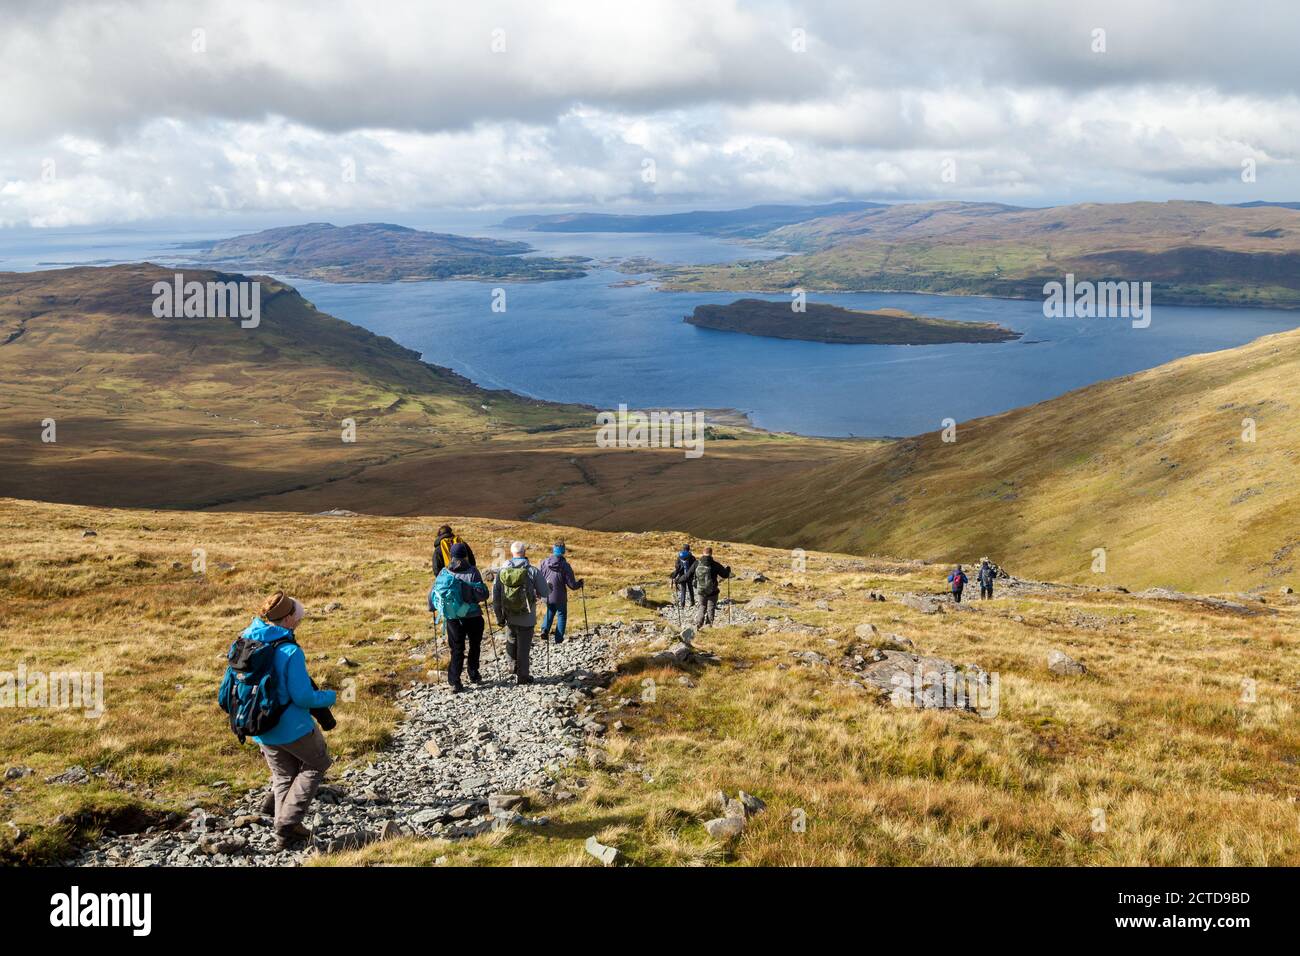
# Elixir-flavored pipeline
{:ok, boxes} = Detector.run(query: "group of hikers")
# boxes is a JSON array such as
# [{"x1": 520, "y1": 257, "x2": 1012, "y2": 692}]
[
  {"x1": 947, "y1": 558, "x2": 998, "y2": 602},
  {"x1": 219, "y1": 524, "x2": 997, "y2": 848},
  {"x1": 427, "y1": 524, "x2": 584, "y2": 691},
  {"x1": 668, "y1": 543, "x2": 732, "y2": 626}
]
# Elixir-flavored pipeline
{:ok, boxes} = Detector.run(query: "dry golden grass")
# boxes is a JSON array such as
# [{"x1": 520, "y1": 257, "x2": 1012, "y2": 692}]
[{"x1": 3, "y1": 497, "x2": 1298, "y2": 866}]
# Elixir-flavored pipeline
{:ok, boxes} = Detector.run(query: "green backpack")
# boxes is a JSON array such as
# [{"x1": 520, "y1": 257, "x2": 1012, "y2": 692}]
[
  {"x1": 693, "y1": 559, "x2": 716, "y2": 596},
  {"x1": 499, "y1": 565, "x2": 531, "y2": 616}
]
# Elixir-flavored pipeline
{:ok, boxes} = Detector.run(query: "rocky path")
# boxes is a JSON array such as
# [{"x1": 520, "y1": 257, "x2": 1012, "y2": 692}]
[{"x1": 74, "y1": 626, "x2": 637, "y2": 867}]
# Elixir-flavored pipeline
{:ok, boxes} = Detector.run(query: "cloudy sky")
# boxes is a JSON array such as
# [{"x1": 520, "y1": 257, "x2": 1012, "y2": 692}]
[{"x1": 1, "y1": 0, "x2": 1297, "y2": 227}]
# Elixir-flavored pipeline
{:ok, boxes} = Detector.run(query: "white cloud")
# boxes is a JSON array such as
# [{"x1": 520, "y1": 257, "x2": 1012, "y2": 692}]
[{"x1": 1, "y1": 0, "x2": 1298, "y2": 226}]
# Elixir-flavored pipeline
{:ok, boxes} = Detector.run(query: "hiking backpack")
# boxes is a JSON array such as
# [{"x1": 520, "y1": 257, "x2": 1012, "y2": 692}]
[
  {"x1": 693, "y1": 559, "x2": 716, "y2": 596},
  {"x1": 217, "y1": 634, "x2": 294, "y2": 743},
  {"x1": 437, "y1": 534, "x2": 462, "y2": 569},
  {"x1": 498, "y1": 564, "x2": 531, "y2": 616},
  {"x1": 429, "y1": 568, "x2": 479, "y2": 621}
]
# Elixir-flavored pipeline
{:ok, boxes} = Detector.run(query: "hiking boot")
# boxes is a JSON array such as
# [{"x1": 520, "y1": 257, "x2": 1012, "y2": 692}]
[
  {"x1": 553, "y1": 635, "x2": 564, "y2": 644},
  {"x1": 467, "y1": 672, "x2": 482, "y2": 684},
  {"x1": 449, "y1": 683, "x2": 464, "y2": 694},
  {"x1": 274, "y1": 822, "x2": 311, "y2": 849},
  {"x1": 516, "y1": 676, "x2": 534, "y2": 686},
  {"x1": 259, "y1": 791, "x2": 276, "y2": 817}
]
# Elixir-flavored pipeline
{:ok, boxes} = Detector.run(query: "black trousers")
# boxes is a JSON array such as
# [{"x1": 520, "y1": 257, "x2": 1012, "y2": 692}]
[
  {"x1": 952, "y1": 587, "x2": 964, "y2": 603},
  {"x1": 676, "y1": 580, "x2": 695, "y2": 607},
  {"x1": 980, "y1": 584, "x2": 993, "y2": 599},
  {"x1": 445, "y1": 615, "x2": 484, "y2": 687}
]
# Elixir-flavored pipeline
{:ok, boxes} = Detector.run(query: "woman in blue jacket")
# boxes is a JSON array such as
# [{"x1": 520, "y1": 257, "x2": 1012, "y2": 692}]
[{"x1": 245, "y1": 591, "x2": 337, "y2": 849}]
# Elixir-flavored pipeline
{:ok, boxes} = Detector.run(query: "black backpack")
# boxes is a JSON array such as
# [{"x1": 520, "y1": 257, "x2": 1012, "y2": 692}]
[{"x1": 218, "y1": 634, "x2": 294, "y2": 743}]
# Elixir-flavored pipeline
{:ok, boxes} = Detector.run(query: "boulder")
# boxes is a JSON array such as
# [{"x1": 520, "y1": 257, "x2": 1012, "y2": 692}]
[
  {"x1": 584, "y1": 835, "x2": 620, "y2": 866},
  {"x1": 855, "y1": 622, "x2": 879, "y2": 639},
  {"x1": 857, "y1": 650, "x2": 989, "y2": 711},
  {"x1": 1047, "y1": 650, "x2": 1087, "y2": 676},
  {"x1": 653, "y1": 642, "x2": 692, "y2": 665},
  {"x1": 900, "y1": 593, "x2": 942, "y2": 615},
  {"x1": 488, "y1": 792, "x2": 526, "y2": 815},
  {"x1": 45, "y1": 765, "x2": 90, "y2": 785},
  {"x1": 738, "y1": 791, "x2": 767, "y2": 816},
  {"x1": 704, "y1": 816, "x2": 745, "y2": 840},
  {"x1": 379, "y1": 820, "x2": 408, "y2": 840},
  {"x1": 617, "y1": 587, "x2": 647, "y2": 606}
]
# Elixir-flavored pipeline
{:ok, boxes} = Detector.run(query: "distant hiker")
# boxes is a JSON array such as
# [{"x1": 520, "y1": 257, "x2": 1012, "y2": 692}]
[
  {"x1": 219, "y1": 591, "x2": 337, "y2": 849},
  {"x1": 977, "y1": 558, "x2": 996, "y2": 600},
  {"x1": 430, "y1": 542, "x2": 490, "y2": 692},
  {"x1": 432, "y1": 524, "x2": 476, "y2": 574},
  {"x1": 692, "y1": 547, "x2": 732, "y2": 626},
  {"x1": 492, "y1": 541, "x2": 550, "y2": 684},
  {"x1": 948, "y1": 565, "x2": 968, "y2": 603},
  {"x1": 670, "y1": 544, "x2": 698, "y2": 608},
  {"x1": 538, "y1": 540, "x2": 584, "y2": 644}
]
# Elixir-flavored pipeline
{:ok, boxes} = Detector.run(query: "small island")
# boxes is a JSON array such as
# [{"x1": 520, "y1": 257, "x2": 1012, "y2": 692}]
[{"x1": 685, "y1": 298, "x2": 1021, "y2": 345}]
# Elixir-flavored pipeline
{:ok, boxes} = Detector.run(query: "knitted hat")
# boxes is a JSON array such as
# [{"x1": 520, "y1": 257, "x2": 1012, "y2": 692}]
[{"x1": 450, "y1": 542, "x2": 470, "y2": 561}]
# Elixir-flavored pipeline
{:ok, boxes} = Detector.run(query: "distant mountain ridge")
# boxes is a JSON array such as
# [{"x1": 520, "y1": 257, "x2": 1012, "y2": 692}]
[
  {"x1": 500, "y1": 201, "x2": 882, "y2": 237},
  {"x1": 198, "y1": 221, "x2": 589, "y2": 283},
  {"x1": 656, "y1": 199, "x2": 1300, "y2": 309}
]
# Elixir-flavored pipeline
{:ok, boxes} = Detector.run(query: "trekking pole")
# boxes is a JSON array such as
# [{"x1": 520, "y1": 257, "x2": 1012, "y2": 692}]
[
  {"x1": 480, "y1": 602, "x2": 504, "y2": 682},
  {"x1": 727, "y1": 576, "x2": 732, "y2": 626},
  {"x1": 581, "y1": 588, "x2": 590, "y2": 641},
  {"x1": 432, "y1": 611, "x2": 442, "y2": 666}
]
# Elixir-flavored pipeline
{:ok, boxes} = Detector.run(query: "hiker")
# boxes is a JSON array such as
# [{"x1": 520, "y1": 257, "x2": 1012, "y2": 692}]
[
  {"x1": 977, "y1": 558, "x2": 996, "y2": 600},
  {"x1": 231, "y1": 591, "x2": 337, "y2": 849},
  {"x1": 430, "y1": 542, "x2": 490, "y2": 692},
  {"x1": 432, "y1": 524, "x2": 476, "y2": 574},
  {"x1": 692, "y1": 547, "x2": 732, "y2": 626},
  {"x1": 538, "y1": 540, "x2": 584, "y2": 644},
  {"x1": 492, "y1": 541, "x2": 550, "y2": 684},
  {"x1": 670, "y1": 544, "x2": 697, "y2": 608},
  {"x1": 948, "y1": 565, "x2": 968, "y2": 603}
]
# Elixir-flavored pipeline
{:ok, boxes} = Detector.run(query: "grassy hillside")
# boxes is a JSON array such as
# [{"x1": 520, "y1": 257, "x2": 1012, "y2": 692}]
[
  {"x1": 660, "y1": 200, "x2": 1300, "y2": 308},
  {"x1": 677, "y1": 324, "x2": 1300, "y2": 593},
  {"x1": 0, "y1": 264, "x2": 852, "y2": 521},
  {"x1": 2, "y1": 499, "x2": 1297, "y2": 866}
]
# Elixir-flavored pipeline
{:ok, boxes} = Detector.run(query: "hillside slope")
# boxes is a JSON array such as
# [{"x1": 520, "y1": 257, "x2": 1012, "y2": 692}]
[
  {"x1": 678, "y1": 325, "x2": 1300, "y2": 593},
  {"x1": 2, "y1": 498, "x2": 1297, "y2": 867},
  {"x1": 0, "y1": 265, "x2": 850, "y2": 520},
  {"x1": 660, "y1": 200, "x2": 1300, "y2": 308}
]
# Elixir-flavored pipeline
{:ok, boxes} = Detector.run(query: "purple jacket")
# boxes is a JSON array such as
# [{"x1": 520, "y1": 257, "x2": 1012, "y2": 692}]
[{"x1": 538, "y1": 554, "x2": 582, "y2": 607}]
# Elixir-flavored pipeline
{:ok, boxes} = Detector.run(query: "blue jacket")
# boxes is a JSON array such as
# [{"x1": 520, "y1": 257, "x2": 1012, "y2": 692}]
[{"x1": 237, "y1": 617, "x2": 336, "y2": 746}]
